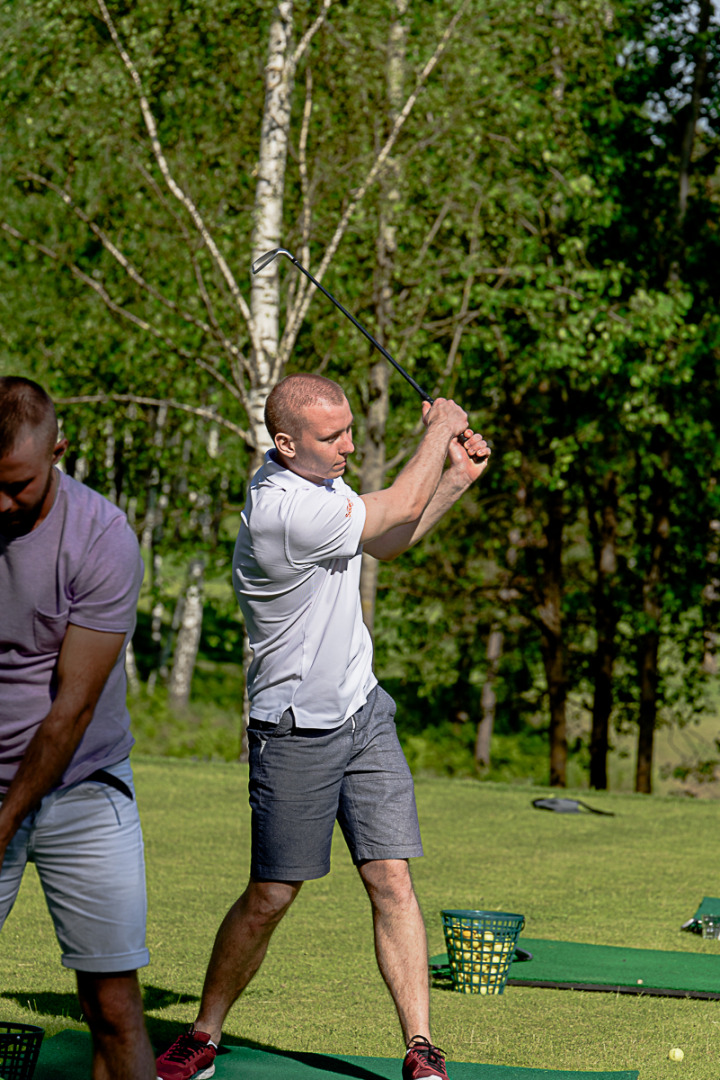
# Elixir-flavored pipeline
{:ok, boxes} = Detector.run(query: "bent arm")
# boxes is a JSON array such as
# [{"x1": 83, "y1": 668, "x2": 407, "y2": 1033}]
[
  {"x1": 359, "y1": 398, "x2": 469, "y2": 543},
  {"x1": 363, "y1": 429, "x2": 491, "y2": 560},
  {"x1": 0, "y1": 624, "x2": 126, "y2": 859}
]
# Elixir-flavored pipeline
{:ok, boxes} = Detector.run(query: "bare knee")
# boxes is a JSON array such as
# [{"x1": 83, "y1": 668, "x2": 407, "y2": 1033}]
[
  {"x1": 358, "y1": 859, "x2": 417, "y2": 911},
  {"x1": 76, "y1": 970, "x2": 145, "y2": 1038},
  {"x1": 240, "y1": 878, "x2": 302, "y2": 929}
]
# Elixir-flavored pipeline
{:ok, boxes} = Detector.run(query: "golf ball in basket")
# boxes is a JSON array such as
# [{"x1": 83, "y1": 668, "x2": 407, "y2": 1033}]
[{"x1": 668, "y1": 1048, "x2": 684, "y2": 1062}]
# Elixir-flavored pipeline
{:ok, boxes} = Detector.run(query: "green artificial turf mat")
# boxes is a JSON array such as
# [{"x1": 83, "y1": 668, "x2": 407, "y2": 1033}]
[
  {"x1": 431, "y1": 938, "x2": 720, "y2": 998},
  {"x1": 692, "y1": 896, "x2": 720, "y2": 918},
  {"x1": 33, "y1": 1030, "x2": 639, "y2": 1080}
]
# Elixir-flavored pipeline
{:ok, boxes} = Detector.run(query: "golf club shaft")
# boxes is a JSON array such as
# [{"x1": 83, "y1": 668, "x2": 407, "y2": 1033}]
[{"x1": 251, "y1": 248, "x2": 434, "y2": 403}]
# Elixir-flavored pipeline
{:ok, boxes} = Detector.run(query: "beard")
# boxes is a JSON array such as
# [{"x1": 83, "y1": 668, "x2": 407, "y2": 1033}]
[{"x1": 0, "y1": 468, "x2": 55, "y2": 538}]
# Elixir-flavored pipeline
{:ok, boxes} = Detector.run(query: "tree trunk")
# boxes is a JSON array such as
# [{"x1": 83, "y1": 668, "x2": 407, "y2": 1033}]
[
  {"x1": 141, "y1": 403, "x2": 168, "y2": 592},
  {"x1": 358, "y1": 342, "x2": 390, "y2": 639},
  {"x1": 359, "y1": 361, "x2": 389, "y2": 632},
  {"x1": 124, "y1": 639, "x2": 141, "y2": 697},
  {"x1": 675, "y1": 0, "x2": 712, "y2": 232},
  {"x1": 168, "y1": 557, "x2": 205, "y2": 712},
  {"x1": 539, "y1": 488, "x2": 567, "y2": 787},
  {"x1": 702, "y1": 518, "x2": 720, "y2": 674},
  {"x1": 359, "y1": 0, "x2": 407, "y2": 635},
  {"x1": 475, "y1": 628, "x2": 503, "y2": 768},
  {"x1": 635, "y1": 443, "x2": 671, "y2": 794},
  {"x1": 248, "y1": 0, "x2": 296, "y2": 473},
  {"x1": 238, "y1": 1, "x2": 299, "y2": 748},
  {"x1": 589, "y1": 469, "x2": 618, "y2": 790}
]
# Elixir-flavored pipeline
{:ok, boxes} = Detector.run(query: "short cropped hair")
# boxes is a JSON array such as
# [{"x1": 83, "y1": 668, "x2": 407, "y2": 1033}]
[
  {"x1": 264, "y1": 374, "x2": 347, "y2": 440},
  {"x1": 0, "y1": 376, "x2": 58, "y2": 457}
]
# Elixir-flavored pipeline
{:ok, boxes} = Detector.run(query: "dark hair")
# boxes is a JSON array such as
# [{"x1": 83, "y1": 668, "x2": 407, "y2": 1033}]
[
  {"x1": 264, "y1": 374, "x2": 347, "y2": 440},
  {"x1": 0, "y1": 377, "x2": 58, "y2": 457}
]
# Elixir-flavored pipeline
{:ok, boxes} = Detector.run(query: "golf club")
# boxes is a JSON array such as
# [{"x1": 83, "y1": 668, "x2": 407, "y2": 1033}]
[
  {"x1": 252, "y1": 247, "x2": 434, "y2": 403},
  {"x1": 252, "y1": 247, "x2": 486, "y2": 458}
]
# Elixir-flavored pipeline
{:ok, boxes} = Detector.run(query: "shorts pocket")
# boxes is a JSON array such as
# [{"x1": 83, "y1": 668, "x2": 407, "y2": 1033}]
[{"x1": 33, "y1": 609, "x2": 70, "y2": 653}]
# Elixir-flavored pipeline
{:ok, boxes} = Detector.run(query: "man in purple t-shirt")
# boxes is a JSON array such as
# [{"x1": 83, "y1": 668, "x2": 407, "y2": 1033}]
[{"x1": 0, "y1": 377, "x2": 155, "y2": 1080}]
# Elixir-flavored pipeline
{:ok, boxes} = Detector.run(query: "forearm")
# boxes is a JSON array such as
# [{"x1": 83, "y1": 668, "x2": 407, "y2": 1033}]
[
  {"x1": 0, "y1": 705, "x2": 91, "y2": 849},
  {"x1": 365, "y1": 466, "x2": 471, "y2": 560},
  {"x1": 0, "y1": 627, "x2": 126, "y2": 862},
  {"x1": 360, "y1": 400, "x2": 472, "y2": 542},
  {"x1": 373, "y1": 423, "x2": 452, "y2": 521}
]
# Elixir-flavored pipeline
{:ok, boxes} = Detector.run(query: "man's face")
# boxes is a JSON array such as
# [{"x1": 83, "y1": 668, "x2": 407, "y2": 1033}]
[
  {"x1": 0, "y1": 430, "x2": 67, "y2": 538},
  {"x1": 277, "y1": 397, "x2": 355, "y2": 485}
]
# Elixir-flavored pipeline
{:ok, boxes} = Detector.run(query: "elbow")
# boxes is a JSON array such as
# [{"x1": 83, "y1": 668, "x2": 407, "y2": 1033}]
[{"x1": 402, "y1": 493, "x2": 428, "y2": 524}]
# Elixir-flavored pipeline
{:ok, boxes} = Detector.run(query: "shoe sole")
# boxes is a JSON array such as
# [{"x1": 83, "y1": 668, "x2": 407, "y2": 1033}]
[{"x1": 156, "y1": 1066, "x2": 215, "y2": 1080}]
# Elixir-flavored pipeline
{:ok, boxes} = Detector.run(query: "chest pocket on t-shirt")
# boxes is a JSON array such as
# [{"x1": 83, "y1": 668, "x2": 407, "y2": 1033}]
[{"x1": 33, "y1": 609, "x2": 70, "y2": 654}]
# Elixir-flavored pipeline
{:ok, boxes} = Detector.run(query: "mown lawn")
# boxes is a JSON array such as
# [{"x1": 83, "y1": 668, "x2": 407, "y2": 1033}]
[{"x1": 2, "y1": 757, "x2": 719, "y2": 1078}]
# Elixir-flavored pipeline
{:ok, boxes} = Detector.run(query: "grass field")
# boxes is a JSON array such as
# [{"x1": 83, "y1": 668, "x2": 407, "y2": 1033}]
[{"x1": 2, "y1": 757, "x2": 720, "y2": 1078}]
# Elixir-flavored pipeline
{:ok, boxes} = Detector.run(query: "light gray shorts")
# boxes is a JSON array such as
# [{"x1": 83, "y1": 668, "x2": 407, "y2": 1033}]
[
  {"x1": 248, "y1": 684, "x2": 423, "y2": 881},
  {"x1": 0, "y1": 758, "x2": 149, "y2": 973}
]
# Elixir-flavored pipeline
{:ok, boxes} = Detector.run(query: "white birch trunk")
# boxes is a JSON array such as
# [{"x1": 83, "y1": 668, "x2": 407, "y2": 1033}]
[
  {"x1": 359, "y1": 0, "x2": 407, "y2": 635},
  {"x1": 248, "y1": 0, "x2": 296, "y2": 472},
  {"x1": 124, "y1": 639, "x2": 141, "y2": 696},
  {"x1": 168, "y1": 557, "x2": 205, "y2": 712},
  {"x1": 475, "y1": 628, "x2": 504, "y2": 768}
]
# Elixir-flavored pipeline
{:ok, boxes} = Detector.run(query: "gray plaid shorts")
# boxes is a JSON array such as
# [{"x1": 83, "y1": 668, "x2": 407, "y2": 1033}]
[{"x1": 248, "y1": 685, "x2": 423, "y2": 880}]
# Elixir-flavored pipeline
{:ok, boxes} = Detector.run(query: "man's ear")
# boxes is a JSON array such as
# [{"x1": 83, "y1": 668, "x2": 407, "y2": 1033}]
[
  {"x1": 274, "y1": 431, "x2": 296, "y2": 459},
  {"x1": 52, "y1": 438, "x2": 69, "y2": 464}
]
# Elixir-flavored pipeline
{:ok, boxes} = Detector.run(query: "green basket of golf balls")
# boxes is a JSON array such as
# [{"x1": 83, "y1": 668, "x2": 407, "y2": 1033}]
[
  {"x1": 0, "y1": 1023, "x2": 44, "y2": 1080},
  {"x1": 441, "y1": 909, "x2": 525, "y2": 995}
]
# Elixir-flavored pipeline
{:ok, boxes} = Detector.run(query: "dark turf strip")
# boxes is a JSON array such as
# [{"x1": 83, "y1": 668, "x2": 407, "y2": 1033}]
[{"x1": 32, "y1": 1029, "x2": 638, "y2": 1080}]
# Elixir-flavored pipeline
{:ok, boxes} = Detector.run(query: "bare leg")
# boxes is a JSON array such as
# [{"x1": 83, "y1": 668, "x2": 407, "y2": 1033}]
[
  {"x1": 358, "y1": 859, "x2": 431, "y2": 1045},
  {"x1": 194, "y1": 877, "x2": 302, "y2": 1043},
  {"x1": 76, "y1": 970, "x2": 155, "y2": 1080}
]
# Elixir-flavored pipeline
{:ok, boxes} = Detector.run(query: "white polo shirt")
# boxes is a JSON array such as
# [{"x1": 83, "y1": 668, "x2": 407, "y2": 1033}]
[{"x1": 232, "y1": 451, "x2": 377, "y2": 729}]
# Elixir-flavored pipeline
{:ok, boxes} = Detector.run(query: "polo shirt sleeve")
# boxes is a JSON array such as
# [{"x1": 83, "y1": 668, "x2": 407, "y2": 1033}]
[
  {"x1": 284, "y1": 486, "x2": 366, "y2": 565},
  {"x1": 68, "y1": 516, "x2": 144, "y2": 634}
]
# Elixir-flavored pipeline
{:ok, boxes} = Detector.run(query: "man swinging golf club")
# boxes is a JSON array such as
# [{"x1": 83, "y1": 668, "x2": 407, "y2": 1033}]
[{"x1": 156, "y1": 374, "x2": 490, "y2": 1080}]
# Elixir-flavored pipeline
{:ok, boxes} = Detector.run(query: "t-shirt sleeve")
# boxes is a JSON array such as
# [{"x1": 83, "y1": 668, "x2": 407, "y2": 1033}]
[
  {"x1": 285, "y1": 487, "x2": 366, "y2": 565},
  {"x1": 67, "y1": 516, "x2": 144, "y2": 634}
]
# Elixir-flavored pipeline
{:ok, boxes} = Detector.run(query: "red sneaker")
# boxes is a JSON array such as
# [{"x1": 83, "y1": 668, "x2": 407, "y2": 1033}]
[
  {"x1": 156, "y1": 1027, "x2": 217, "y2": 1080},
  {"x1": 402, "y1": 1036, "x2": 449, "y2": 1079}
]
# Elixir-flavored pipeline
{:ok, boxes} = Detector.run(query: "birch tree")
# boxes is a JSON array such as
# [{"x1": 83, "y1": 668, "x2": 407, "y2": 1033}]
[
  {"x1": 1, "y1": 0, "x2": 471, "y2": 465},
  {"x1": 359, "y1": 0, "x2": 408, "y2": 635},
  {"x1": 0, "y1": 0, "x2": 472, "y2": 718}
]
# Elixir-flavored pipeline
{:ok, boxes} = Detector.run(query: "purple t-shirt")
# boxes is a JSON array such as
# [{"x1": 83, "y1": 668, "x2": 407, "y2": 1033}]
[{"x1": 0, "y1": 469, "x2": 144, "y2": 791}]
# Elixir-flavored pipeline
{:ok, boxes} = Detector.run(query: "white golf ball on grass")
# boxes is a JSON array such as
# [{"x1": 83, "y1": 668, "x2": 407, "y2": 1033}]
[{"x1": 668, "y1": 1047, "x2": 684, "y2": 1062}]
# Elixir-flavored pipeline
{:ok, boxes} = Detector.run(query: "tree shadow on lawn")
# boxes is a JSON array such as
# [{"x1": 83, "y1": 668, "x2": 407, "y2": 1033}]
[
  {"x1": 3, "y1": 988, "x2": 398, "y2": 1080},
  {"x1": 1, "y1": 985, "x2": 200, "y2": 1020},
  {"x1": 1, "y1": 990, "x2": 84, "y2": 1022}
]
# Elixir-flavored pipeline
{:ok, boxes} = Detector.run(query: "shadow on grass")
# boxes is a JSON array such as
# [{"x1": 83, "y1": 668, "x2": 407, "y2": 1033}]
[
  {"x1": 146, "y1": 1012, "x2": 399, "y2": 1078},
  {"x1": 142, "y1": 984, "x2": 200, "y2": 1010},
  {"x1": 5, "y1": 988, "x2": 395, "y2": 1078},
  {"x1": 1, "y1": 991, "x2": 83, "y2": 1021},
  {"x1": 1, "y1": 984, "x2": 200, "y2": 1020},
  {"x1": 430, "y1": 972, "x2": 455, "y2": 993}
]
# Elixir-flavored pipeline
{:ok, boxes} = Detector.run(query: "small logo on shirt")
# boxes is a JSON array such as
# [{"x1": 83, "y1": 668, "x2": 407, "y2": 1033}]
[{"x1": 345, "y1": 499, "x2": 353, "y2": 519}]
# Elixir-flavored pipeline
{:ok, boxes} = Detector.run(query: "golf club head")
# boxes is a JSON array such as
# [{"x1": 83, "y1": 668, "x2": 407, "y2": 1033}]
[{"x1": 251, "y1": 248, "x2": 296, "y2": 275}]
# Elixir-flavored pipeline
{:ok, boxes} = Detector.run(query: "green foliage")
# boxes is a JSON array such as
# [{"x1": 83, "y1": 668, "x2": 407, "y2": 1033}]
[
  {"x1": 128, "y1": 684, "x2": 243, "y2": 761},
  {"x1": 1, "y1": 0, "x2": 719, "y2": 788}
]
